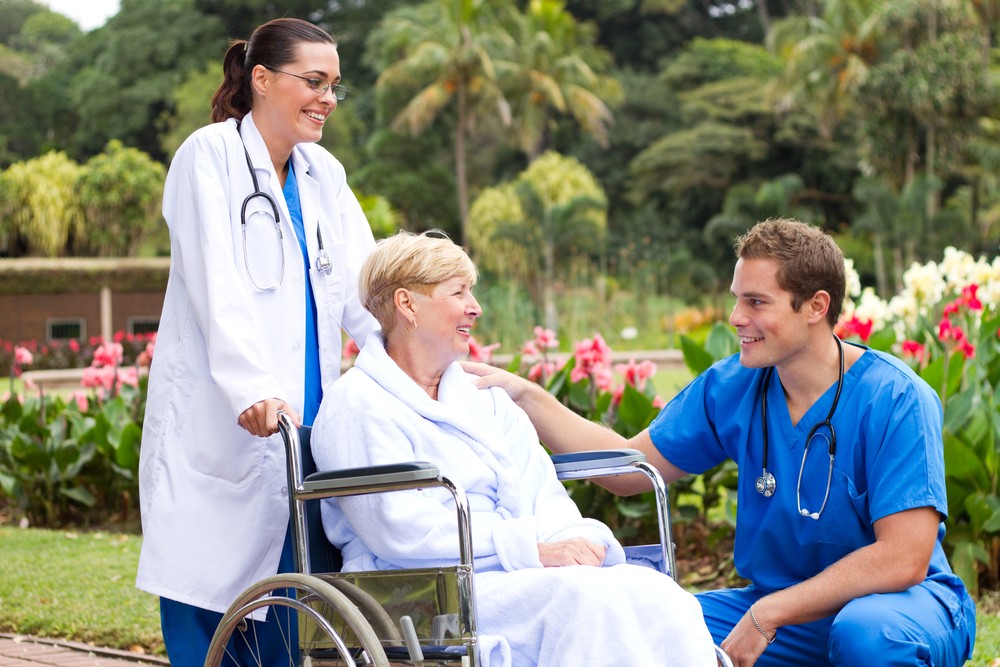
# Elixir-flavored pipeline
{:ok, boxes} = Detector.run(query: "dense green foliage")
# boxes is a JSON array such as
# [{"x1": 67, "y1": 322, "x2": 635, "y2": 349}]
[{"x1": 0, "y1": 0, "x2": 995, "y2": 292}]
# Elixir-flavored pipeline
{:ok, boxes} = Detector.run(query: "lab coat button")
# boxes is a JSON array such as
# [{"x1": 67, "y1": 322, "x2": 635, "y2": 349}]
[{"x1": 281, "y1": 486, "x2": 288, "y2": 496}]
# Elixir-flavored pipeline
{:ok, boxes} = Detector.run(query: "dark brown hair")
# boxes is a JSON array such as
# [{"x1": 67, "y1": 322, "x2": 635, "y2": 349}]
[
  {"x1": 734, "y1": 218, "x2": 846, "y2": 327},
  {"x1": 210, "y1": 18, "x2": 337, "y2": 123}
]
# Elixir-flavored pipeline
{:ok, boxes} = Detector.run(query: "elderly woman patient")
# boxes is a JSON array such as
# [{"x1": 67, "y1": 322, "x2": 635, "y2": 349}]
[{"x1": 311, "y1": 231, "x2": 717, "y2": 667}]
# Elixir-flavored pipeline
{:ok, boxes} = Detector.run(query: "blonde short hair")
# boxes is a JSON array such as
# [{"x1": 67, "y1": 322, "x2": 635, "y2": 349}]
[{"x1": 359, "y1": 230, "x2": 478, "y2": 336}]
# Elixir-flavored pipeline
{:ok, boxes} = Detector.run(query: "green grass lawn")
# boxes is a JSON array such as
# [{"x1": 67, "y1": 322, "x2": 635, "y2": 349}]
[
  {"x1": 0, "y1": 525, "x2": 997, "y2": 663},
  {"x1": 0, "y1": 526, "x2": 163, "y2": 655}
]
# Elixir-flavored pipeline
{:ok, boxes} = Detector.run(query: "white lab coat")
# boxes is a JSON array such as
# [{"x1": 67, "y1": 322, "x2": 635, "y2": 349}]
[{"x1": 136, "y1": 113, "x2": 378, "y2": 614}]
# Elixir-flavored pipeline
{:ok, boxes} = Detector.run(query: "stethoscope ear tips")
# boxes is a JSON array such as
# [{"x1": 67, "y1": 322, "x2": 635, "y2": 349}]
[{"x1": 800, "y1": 509, "x2": 820, "y2": 520}]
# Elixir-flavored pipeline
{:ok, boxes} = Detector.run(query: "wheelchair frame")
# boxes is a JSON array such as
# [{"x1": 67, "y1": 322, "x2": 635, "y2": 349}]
[{"x1": 204, "y1": 412, "x2": 732, "y2": 667}]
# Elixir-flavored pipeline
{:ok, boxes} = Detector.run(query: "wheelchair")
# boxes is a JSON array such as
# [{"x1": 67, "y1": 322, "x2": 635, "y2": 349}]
[{"x1": 205, "y1": 412, "x2": 734, "y2": 667}]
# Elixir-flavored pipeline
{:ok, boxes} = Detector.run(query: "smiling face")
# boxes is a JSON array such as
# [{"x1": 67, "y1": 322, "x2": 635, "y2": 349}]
[
  {"x1": 729, "y1": 257, "x2": 815, "y2": 371},
  {"x1": 251, "y1": 40, "x2": 341, "y2": 160},
  {"x1": 410, "y1": 276, "x2": 482, "y2": 367}
]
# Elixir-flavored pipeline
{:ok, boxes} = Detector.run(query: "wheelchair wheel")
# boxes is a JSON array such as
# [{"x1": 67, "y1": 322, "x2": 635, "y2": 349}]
[{"x1": 205, "y1": 573, "x2": 390, "y2": 667}]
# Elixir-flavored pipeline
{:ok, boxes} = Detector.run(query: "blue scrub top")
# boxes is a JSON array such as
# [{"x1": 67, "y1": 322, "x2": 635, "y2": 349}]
[
  {"x1": 282, "y1": 163, "x2": 322, "y2": 426},
  {"x1": 649, "y1": 346, "x2": 964, "y2": 600}
]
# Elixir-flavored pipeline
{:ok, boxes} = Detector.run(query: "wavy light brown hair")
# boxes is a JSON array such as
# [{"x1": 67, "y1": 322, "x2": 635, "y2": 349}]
[{"x1": 735, "y1": 218, "x2": 846, "y2": 328}]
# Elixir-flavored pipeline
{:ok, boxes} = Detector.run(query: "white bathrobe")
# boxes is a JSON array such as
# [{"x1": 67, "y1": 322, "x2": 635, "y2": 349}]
[{"x1": 311, "y1": 334, "x2": 717, "y2": 667}]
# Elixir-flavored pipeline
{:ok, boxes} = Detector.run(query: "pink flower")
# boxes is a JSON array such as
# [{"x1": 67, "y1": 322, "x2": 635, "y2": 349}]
[
  {"x1": 92, "y1": 342, "x2": 124, "y2": 368},
  {"x1": 342, "y1": 338, "x2": 360, "y2": 359},
  {"x1": 117, "y1": 366, "x2": 139, "y2": 389},
  {"x1": 81, "y1": 366, "x2": 116, "y2": 392},
  {"x1": 653, "y1": 395, "x2": 666, "y2": 409},
  {"x1": 468, "y1": 336, "x2": 501, "y2": 363},
  {"x1": 14, "y1": 346, "x2": 33, "y2": 366},
  {"x1": 527, "y1": 361, "x2": 556, "y2": 383},
  {"x1": 521, "y1": 340, "x2": 541, "y2": 359},
  {"x1": 68, "y1": 339, "x2": 80, "y2": 353},
  {"x1": 570, "y1": 334, "x2": 613, "y2": 385},
  {"x1": 72, "y1": 391, "x2": 89, "y2": 411},
  {"x1": 614, "y1": 358, "x2": 657, "y2": 392},
  {"x1": 593, "y1": 364, "x2": 614, "y2": 392},
  {"x1": 958, "y1": 339, "x2": 976, "y2": 359},
  {"x1": 532, "y1": 326, "x2": 559, "y2": 350}
]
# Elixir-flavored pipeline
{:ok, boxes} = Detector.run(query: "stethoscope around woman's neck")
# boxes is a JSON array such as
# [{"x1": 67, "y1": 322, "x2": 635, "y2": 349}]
[
  {"x1": 236, "y1": 119, "x2": 333, "y2": 291},
  {"x1": 754, "y1": 334, "x2": 844, "y2": 520}
]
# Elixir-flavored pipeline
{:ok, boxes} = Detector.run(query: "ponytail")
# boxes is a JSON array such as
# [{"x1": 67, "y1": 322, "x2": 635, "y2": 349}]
[{"x1": 210, "y1": 40, "x2": 251, "y2": 123}]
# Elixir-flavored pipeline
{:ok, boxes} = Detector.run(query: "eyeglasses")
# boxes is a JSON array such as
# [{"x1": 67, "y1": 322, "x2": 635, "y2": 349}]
[{"x1": 265, "y1": 66, "x2": 350, "y2": 100}]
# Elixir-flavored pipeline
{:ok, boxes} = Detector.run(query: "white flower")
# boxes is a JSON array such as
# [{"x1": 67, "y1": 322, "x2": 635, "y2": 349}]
[
  {"x1": 901, "y1": 260, "x2": 947, "y2": 310},
  {"x1": 853, "y1": 287, "x2": 889, "y2": 331},
  {"x1": 844, "y1": 259, "x2": 862, "y2": 298}
]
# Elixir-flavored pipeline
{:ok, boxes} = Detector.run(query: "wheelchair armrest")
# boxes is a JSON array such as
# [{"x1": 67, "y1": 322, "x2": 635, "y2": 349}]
[
  {"x1": 552, "y1": 448, "x2": 646, "y2": 480},
  {"x1": 302, "y1": 462, "x2": 442, "y2": 496}
]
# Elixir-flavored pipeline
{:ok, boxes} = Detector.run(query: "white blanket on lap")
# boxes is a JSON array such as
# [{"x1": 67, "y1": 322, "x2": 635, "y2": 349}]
[{"x1": 311, "y1": 333, "x2": 716, "y2": 667}]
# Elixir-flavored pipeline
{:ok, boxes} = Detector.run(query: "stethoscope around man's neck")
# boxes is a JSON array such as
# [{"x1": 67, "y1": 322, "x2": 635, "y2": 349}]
[
  {"x1": 236, "y1": 119, "x2": 333, "y2": 291},
  {"x1": 754, "y1": 334, "x2": 844, "y2": 520}
]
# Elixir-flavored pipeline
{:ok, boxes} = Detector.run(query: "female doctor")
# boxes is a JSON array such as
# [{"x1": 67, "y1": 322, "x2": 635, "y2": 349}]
[{"x1": 135, "y1": 18, "x2": 378, "y2": 665}]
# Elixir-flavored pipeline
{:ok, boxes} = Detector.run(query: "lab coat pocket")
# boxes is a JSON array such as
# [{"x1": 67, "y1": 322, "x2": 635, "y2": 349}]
[
  {"x1": 318, "y1": 237, "x2": 348, "y2": 326},
  {"x1": 178, "y1": 379, "x2": 265, "y2": 488}
]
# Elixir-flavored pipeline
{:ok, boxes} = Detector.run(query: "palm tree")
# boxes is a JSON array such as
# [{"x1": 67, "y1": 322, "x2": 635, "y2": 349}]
[
  {"x1": 366, "y1": 0, "x2": 512, "y2": 246},
  {"x1": 496, "y1": 0, "x2": 621, "y2": 160},
  {"x1": 767, "y1": 0, "x2": 884, "y2": 139}
]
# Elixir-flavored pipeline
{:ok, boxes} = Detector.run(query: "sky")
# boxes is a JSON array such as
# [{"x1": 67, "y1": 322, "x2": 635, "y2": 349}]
[{"x1": 41, "y1": 0, "x2": 121, "y2": 32}]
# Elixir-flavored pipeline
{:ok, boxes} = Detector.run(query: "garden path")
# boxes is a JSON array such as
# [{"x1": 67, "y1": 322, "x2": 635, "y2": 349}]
[{"x1": 0, "y1": 636, "x2": 166, "y2": 667}]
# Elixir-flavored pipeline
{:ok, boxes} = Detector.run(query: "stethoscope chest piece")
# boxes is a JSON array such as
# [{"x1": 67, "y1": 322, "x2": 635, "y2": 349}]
[
  {"x1": 755, "y1": 471, "x2": 776, "y2": 497},
  {"x1": 315, "y1": 249, "x2": 333, "y2": 274}
]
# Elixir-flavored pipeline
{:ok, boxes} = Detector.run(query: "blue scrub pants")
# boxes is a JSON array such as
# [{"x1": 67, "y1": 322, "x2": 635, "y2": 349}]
[
  {"x1": 160, "y1": 528, "x2": 295, "y2": 667},
  {"x1": 697, "y1": 582, "x2": 975, "y2": 666}
]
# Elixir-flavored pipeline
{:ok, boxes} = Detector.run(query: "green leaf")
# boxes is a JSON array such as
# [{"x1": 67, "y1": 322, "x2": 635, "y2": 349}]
[
  {"x1": 705, "y1": 322, "x2": 738, "y2": 361},
  {"x1": 680, "y1": 334, "x2": 715, "y2": 376},
  {"x1": 943, "y1": 434, "x2": 989, "y2": 491},
  {"x1": 59, "y1": 486, "x2": 96, "y2": 507},
  {"x1": 866, "y1": 326, "x2": 896, "y2": 352}
]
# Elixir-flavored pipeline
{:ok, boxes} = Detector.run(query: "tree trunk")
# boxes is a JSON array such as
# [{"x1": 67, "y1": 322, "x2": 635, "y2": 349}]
[
  {"x1": 455, "y1": 80, "x2": 470, "y2": 247},
  {"x1": 872, "y1": 232, "x2": 888, "y2": 297},
  {"x1": 543, "y1": 241, "x2": 558, "y2": 333}
]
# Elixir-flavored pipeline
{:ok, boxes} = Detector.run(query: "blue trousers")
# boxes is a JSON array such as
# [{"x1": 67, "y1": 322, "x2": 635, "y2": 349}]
[
  {"x1": 160, "y1": 529, "x2": 295, "y2": 667},
  {"x1": 697, "y1": 581, "x2": 976, "y2": 666}
]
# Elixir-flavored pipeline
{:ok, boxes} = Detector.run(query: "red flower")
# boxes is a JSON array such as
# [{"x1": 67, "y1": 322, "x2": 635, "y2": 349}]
[
  {"x1": 901, "y1": 340, "x2": 925, "y2": 362},
  {"x1": 938, "y1": 318, "x2": 953, "y2": 341},
  {"x1": 468, "y1": 336, "x2": 501, "y2": 363},
  {"x1": 961, "y1": 284, "x2": 983, "y2": 311},
  {"x1": 835, "y1": 315, "x2": 873, "y2": 342}
]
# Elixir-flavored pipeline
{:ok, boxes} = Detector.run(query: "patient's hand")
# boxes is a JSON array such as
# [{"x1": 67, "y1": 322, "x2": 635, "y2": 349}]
[{"x1": 538, "y1": 538, "x2": 607, "y2": 567}]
